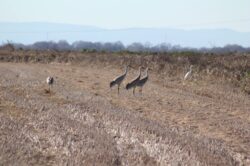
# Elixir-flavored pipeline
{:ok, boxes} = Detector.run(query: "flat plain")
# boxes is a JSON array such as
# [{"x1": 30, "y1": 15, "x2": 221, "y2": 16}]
[{"x1": 0, "y1": 50, "x2": 249, "y2": 165}]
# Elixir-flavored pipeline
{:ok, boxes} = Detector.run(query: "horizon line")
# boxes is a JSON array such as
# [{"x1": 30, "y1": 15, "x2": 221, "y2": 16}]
[{"x1": 0, "y1": 21, "x2": 249, "y2": 33}]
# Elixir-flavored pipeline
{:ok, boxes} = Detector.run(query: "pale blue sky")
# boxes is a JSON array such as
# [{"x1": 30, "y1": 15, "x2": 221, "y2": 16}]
[{"x1": 0, "y1": 0, "x2": 250, "y2": 31}]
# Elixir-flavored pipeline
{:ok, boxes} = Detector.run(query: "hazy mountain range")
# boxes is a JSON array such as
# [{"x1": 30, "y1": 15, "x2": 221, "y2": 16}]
[{"x1": 0, "y1": 22, "x2": 250, "y2": 48}]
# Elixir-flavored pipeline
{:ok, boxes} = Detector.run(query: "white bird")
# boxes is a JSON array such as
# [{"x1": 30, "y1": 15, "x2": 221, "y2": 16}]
[
  {"x1": 110, "y1": 65, "x2": 129, "y2": 94},
  {"x1": 184, "y1": 65, "x2": 193, "y2": 80},
  {"x1": 46, "y1": 76, "x2": 54, "y2": 92}
]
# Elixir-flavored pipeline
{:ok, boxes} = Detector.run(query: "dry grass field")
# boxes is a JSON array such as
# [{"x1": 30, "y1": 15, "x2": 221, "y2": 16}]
[{"x1": 0, "y1": 49, "x2": 250, "y2": 165}]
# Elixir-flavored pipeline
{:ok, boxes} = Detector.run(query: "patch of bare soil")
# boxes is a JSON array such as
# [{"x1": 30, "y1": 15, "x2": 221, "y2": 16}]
[{"x1": 0, "y1": 62, "x2": 249, "y2": 165}]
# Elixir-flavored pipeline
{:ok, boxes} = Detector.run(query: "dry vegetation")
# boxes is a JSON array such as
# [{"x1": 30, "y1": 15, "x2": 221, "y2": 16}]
[
  {"x1": 0, "y1": 48, "x2": 250, "y2": 165},
  {"x1": 0, "y1": 49, "x2": 249, "y2": 93}
]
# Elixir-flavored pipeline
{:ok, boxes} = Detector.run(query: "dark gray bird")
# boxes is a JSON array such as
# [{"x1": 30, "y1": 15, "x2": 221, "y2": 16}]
[
  {"x1": 110, "y1": 65, "x2": 128, "y2": 94},
  {"x1": 137, "y1": 67, "x2": 149, "y2": 94},
  {"x1": 126, "y1": 67, "x2": 142, "y2": 95},
  {"x1": 46, "y1": 76, "x2": 54, "y2": 92}
]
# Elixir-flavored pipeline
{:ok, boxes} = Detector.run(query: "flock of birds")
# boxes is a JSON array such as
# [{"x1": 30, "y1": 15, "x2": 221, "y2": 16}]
[
  {"x1": 46, "y1": 65, "x2": 193, "y2": 95},
  {"x1": 109, "y1": 64, "x2": 192, "y2": 95},
  {"x1": 110, "y1": 66, "x2": 149, "y2": 95}
]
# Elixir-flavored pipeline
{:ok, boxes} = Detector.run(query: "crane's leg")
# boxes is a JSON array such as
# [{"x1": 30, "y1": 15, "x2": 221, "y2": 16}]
[
  {"x1": 118, "y1": 85, "x2": 120, "y2": 95},
  {"x1": 109, "y1": 84, "x2": 112, "y2": 93},
  {"x1": 133, "y1": 87, "x2": 135, "y2": 95}
]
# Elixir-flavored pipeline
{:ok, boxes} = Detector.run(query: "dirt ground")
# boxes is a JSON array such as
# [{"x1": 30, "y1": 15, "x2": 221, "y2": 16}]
[{"x1": 0, "y1": 62, "x2": 249, "y2": 165}]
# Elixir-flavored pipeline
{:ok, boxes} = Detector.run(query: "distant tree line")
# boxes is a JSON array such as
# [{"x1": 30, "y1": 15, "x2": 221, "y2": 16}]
[{"x1": 2, "y1": 40, "x2": 250, "y2": 53}]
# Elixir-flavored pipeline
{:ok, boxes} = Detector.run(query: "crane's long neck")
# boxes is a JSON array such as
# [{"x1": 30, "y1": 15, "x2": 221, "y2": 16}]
[
  {"x1": 124, "y1": 66, "x2": 128, "y2": 75},
  {"x1": 138, "y1": 68, "x2": 142, "y2": 77},
  {"x1": 145, "y1": 68, "x2": 148, "y2": 77},
  {"x1": 189, "y1": 67, "x2": 192, "y2": 73}
]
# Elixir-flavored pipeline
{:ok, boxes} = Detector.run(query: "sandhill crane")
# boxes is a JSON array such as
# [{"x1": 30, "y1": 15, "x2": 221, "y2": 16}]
[
  {"x1": 184, "y1": 65, "x2": 193, "y2": 80},
  {"x1": 126, "y1": 67, "x2": 142, "y2": 95},
  {"x1": 46, "y1": 76, "x2": 54, "y2": 92},
  {"x1": 137, "y1": 67, "x2": 149, "y2": 94},
  {"x1": 110, "y1": 65, "x2": 129, "y2": 94}
]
